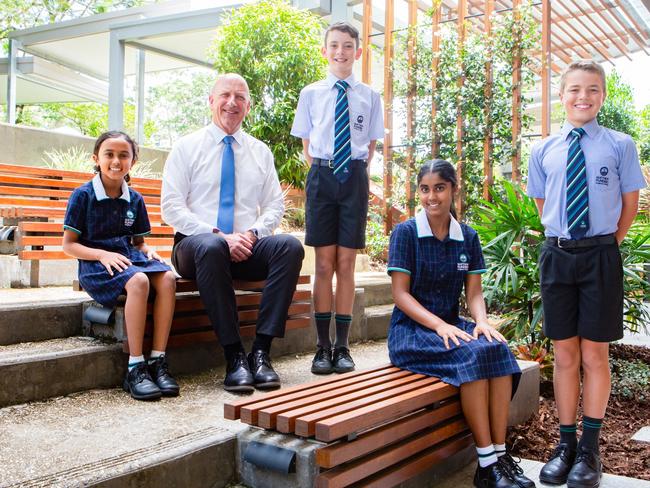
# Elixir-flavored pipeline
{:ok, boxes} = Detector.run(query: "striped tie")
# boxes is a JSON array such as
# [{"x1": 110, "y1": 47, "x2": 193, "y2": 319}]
[
  {"x1": 566, "y1": 127, "x2": 589, "y2": 239},
  {"x1": 333, "y1": 80, "x2": 352, "y2": 183}
]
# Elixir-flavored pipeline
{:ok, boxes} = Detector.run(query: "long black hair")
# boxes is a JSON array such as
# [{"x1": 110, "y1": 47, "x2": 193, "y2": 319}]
[
  {"x1": 417, "y1": 159, "x2": 458, "y2": 219},
  {"x1": 93, "y1": 130, "x2": 138, "y2": 183}
]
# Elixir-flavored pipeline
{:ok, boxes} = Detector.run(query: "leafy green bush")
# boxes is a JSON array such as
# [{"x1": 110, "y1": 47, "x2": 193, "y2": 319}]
[
  {"x1": 366, "y1": 205, "x2": 389, "y2": 262},
  {"x1": 208, "y1": 0, "x2": 326, "y2": 188},
  {"x1": 610, "y1": 358, "x2": 650, "y2": 403}
]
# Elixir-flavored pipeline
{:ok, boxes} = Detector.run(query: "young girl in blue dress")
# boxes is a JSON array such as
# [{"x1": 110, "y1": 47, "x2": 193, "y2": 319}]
[
  {"x1": 387, "y1": 160, "x2": 534, "y2": 488},
  {"x1": 63, "y1": 131, "x2": 179, "y2": 401}
]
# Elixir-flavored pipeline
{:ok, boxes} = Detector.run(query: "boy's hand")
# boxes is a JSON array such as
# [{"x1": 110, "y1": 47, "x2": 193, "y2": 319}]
[
  {"x1": 223, "y1": 233, "x2": 254, "y2": 262},
  {"x1": 435, "y1": 323, "x2": 474, "y2": 350},
  {"x1": 472, "y1": 322, "x2": 507, "y2": 343},
  {"x1": 98, "y1": 251, "x2": 131, "y2": 276}
]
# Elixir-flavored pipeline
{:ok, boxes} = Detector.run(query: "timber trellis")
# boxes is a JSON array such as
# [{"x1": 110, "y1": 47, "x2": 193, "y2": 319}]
[{"x1": 358, "y1": 0, "x2": 650, "y2": 231}]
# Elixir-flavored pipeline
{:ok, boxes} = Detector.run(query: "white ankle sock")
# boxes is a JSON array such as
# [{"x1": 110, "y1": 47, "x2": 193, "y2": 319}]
[
  {"x1": 149, "y1": 350, "x2": 165, "y2": 361},
  {"x1": 494, "y1": 443, "x2": 507, "y2": 457},
  {"x1": 476, "y1": 445, "x2": 498, "y2": 467},
  {"x1": 128, "y1": 355, "x2": 145, "y2": 371}
]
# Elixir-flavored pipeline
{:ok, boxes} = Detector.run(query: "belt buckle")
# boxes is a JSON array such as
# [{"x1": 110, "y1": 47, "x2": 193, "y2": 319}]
[
  {"x1": 328, "y1": 160, "x2": 334, "y2": 169},
  {"x1": 557, "y1": 237, "x2": 568, "y2": 249}
]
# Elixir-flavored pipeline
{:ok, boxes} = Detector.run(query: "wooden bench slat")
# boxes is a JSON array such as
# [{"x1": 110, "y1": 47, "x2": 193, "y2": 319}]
[
  {"x1": 255, "y1": 370, "x2": 413, "y2": 430},
  {"x1": 223, "y1": 364, "x2": 394, "y2": 420},
  {"x1": 314, "y1": 381, "x2": 458, "y2": 442},
  {"x1": 0, "y1": 197, "x2": 68, "y2": 208},
  {"x1": 0, "y1": 185, "x2": 72, "y2": 199},
  {"x1": 242, "y1": 367, "x2": 402, "y2": 426},
  {"x1": 18, "y1": 249, "x2": 173, "y2": 260},
  {"x1": 315, "y1": 418, "x2": 468, "y2": 488},
  {"x1": 18, "y1": 221, "x2": 172, "y2": 233},
  {"x1": 354, "y1": 433, "x2": 473, "y2": 488},
  {"x1": 315, "y1": 401, "x2": 463, "y2": 469},
  {"x1": 283, "y1": 376, "x2": 439, "y2": 437}
]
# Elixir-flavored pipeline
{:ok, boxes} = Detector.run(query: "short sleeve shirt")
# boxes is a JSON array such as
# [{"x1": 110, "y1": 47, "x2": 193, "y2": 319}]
[
  {"x1": 291, "y1": 72, "x2": 384, "y2": 160},
  {"x1": 527, "y1": 119, "x2": 647, "y2": 238},
  {"x1": 387, "y1": 211, "x2": 486, "y2": 324},
  {"x1": 64, "y1": 174, "x2": 151, "y2": 259}
]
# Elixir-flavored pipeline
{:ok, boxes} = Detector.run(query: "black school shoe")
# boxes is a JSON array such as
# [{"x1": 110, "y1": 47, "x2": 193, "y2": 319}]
[
  {"x1": 148, "y1": 356, "x2": 180, "y2": 397},
  {"x1": 248, "y1": 350, "x2": 281, "y2": 389},
  {"x1": 539, "y1": 443, "x2": 577, "y2": 485},
  {"x1": 332, "y1": 346, "x2": 355, "y2": 373},
  {"x1": 311, "y1": 346, "x2": 333, "y2": 374},
  {"x1": 123, "y1": 362, "x2": 162, "y2": 401},
  {"x1": 473, "y1": 460, "x2": 519, "y2": 488},
  {"x1": 567, "y1": 447, "x2": 602, "y2": 488},
  {"x1": 499, "y1": 453, "x2": 536, "y2": 488},
  {"x1": 224, "y1": 351, "x2": 255, "y2": 393}
]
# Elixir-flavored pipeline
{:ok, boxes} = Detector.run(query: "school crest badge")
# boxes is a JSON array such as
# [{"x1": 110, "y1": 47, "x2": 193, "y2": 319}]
[
  {"x1": 457, "y1": 252, "x2": 469, "y2": 271},
  {"x1": 124, "y1": 209, "x2": 135, "y2": 227}
]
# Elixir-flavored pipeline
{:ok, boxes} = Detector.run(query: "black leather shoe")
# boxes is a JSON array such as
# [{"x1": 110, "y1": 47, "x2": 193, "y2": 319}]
[
  {"x1": 311, "y1": 346, "x2": 333, "y2": 374},
  {"x1": 224, "y1": 351, "x2": 254, "y2": 393},
  {"x1": 473, "y1": 461, "x2": 519, "y2": 488},
  {"x1": 333, "y1": 346, "x2": 355, "y2": 373},
  {"x1": 499, "y1": 453, "x2": 536, "y2": 488},
  {"x1": 148, "y1": 356, "x2": 180, "y2": 397},
  {"x1": 539, "y1": 443, "x2": 577, "y2": 485},
  {"x1": 567, "y1": 447, "x2": 601, "y2": 488},
  {"x1": 123, "y1": 362, "x2": 162, "y2": 401},
  {"x1": 248, "y1": 350, "x2": 281, "y2": 389}
]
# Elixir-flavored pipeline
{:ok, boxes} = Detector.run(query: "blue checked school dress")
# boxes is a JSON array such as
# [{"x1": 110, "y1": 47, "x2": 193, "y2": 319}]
[
  {"x1": 63, "y1": 175, "x2": 171, "y2": 308},
  {"x1": 387, "y1": 211, "x2": 521, "y2": 392}
]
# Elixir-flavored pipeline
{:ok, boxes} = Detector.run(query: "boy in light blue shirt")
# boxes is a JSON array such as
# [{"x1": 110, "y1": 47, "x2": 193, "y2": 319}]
[
  {"x1": 527, "y1": 60, "x2": 646, "y2": 488},
  {"x1": 291, "y1": 22, "x2": 384, "y2": 375}
]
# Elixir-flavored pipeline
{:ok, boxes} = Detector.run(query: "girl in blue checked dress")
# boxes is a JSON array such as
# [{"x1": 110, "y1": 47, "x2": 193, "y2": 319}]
[
  {"x1": 63, "y1": 131, "x2": 179, "y2": 401},
  {"x1": 387, "y1": 160, "x2": 535, "y2": 488}
]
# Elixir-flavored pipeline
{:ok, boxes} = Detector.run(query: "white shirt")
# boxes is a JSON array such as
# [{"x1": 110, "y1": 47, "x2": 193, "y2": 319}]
[
  {"x1": 162, "y1": 123, "x2": 284, "y2": 238},
  {"x1": 291, "y1": 72, "x2": 384, "y2": 160}
]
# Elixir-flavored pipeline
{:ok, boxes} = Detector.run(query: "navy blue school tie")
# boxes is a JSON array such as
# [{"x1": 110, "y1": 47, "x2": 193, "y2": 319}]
[
  {"x1": 566, "y1": 127, "x2": 589, "y2": 239},
  {"x1": 217, "y1": 135, "x2": 235, "y2": 234},
  {"x1": 333, "y1": 80, "x2": 352, "y2": 183}
]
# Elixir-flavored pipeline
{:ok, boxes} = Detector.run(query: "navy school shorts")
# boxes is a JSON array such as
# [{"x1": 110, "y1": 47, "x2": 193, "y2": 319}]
[
  {"x1": 304, "y1": 160, "x2": 369, "y2": 249},
  {"x1": 539, "y1": 237, "x2": 624, "y2": 342}
]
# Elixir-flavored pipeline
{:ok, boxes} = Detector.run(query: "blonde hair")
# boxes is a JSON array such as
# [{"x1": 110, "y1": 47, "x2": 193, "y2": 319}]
[{"x1": 559, "y1": 60, "x2": 606, "y2": 95}]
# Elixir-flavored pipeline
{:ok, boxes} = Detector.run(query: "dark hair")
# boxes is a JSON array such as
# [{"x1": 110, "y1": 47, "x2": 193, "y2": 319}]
[
  {"x1": 325, "y1": 21, "x2": 360, "y2": 49},
  {"x1": 417, "y1": 159, "x2": 458, "y2": 219},
  {"x1": 93, "y1": 131, "x2": 138, "y2": 183}
]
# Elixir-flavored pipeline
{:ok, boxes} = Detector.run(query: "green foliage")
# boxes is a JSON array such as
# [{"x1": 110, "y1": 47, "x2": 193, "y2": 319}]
[
  {"x1": 365, "y1": 205, "x2": 390, "y2": 262},
  {"x1": 610, "y1": 358, "x2": 650, "y2": 403},
  {"x1": 389, "y1": 5, "x2": 538, "y2": 216},
  {"x1": 638, "y1": 105, "x2": 650, "y2": 166},
  {"x1": 475, "y1": 181, "x2": 650, "y2": 341},
  {"x1": 597, "y1": 70, "x2": 638, "y2": 138},
  {"x1": 208, "y1": 0, "x2": 327, "y2": 188},
  {"x1": 473, "y1": 181, "x2": 545, "y2": 341}
]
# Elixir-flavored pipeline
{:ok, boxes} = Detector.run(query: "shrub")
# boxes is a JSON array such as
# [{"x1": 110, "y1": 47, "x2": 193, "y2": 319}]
[{"x1": 610, "y1": 358, "x2": 650, "y2": 403}]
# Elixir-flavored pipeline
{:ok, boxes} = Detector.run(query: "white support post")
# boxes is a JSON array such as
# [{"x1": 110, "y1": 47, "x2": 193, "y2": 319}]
[
  {"x1": 108, "y1": 31, "x2": 125, "y2": 130},
  {"x1": 136, "y1": 49, "x2": 145, "y2": 144},
  {"x1": 7, "y1": 39, "x2": 19, "y2": 124}
]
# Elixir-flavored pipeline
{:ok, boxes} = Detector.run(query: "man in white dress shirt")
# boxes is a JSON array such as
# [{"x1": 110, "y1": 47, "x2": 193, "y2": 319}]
[{"x1": 162, "y1": 74, "x2": 304, "y2": 392}]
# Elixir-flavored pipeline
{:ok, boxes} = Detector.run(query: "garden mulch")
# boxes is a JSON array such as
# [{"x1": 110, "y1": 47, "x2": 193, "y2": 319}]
[{"x1": 507, "y1": 343, "x2": 650, "y2": 481}]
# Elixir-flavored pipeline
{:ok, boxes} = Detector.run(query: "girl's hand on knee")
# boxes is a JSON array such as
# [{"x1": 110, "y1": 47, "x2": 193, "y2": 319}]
[
  {"x1": 99, "y1": 251, "x2": 131, "y2": 276},
  {"x1": 146, "y1": 249, "x2": 165, "y2": 263},
  {"x1": 472, "y1": 323, "x2": 507, "y2": 344},
  {"x1": 435, "y1": 323, "x2": 473, "y2": 350}
]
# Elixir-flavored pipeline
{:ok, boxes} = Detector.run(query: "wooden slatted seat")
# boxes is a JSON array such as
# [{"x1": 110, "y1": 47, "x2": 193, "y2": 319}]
[{"x1": 224, "y1": 365, "x2": 472, "y2": 487}]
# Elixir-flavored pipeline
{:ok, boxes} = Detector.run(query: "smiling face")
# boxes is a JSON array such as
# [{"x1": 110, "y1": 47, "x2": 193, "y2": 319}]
[
  {"x1": 322, "y1": 29, "x2": 362, "y2": 79},
  {"x1": 93, "y1": 137, "x2": 134, "y2": 185},
  {"x1": 418, "y1": 172, "x2": 456, "y2": 220},
  {"x1": 559, "y1": 69, "x2": 606, "y2": 127},
  {"x1": 209, "y1": 75, "x2": 251, "y2": 135}
]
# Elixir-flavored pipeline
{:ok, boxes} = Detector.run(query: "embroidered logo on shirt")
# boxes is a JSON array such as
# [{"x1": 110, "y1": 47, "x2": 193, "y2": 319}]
[
  {"x1": 595, "y1": 166, "x2": 609, "y2": 187},
  {"x1": 124, "y1": 209, "x2": 135, "y2": 227},
  {"x1": 457, "y1": 252, "x2": 469, "y2": 271},
  {"x1": 353, "y1": 114, "x2": 365, "y2": 132}
]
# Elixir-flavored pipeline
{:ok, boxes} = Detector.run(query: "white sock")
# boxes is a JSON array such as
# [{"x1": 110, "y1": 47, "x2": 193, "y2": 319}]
[
  {"x1": 494, "y1": 443, "x2": 507, "y2": 457},
  {"x1": 476, "y1": 445, "x2": 498, "y2": 468},
  {"x1": 128, "y1": 355, "x2": 145, "y2": 371},
  {"x1": 149, "y1": 350, "x2": 165, "y2": 361}
]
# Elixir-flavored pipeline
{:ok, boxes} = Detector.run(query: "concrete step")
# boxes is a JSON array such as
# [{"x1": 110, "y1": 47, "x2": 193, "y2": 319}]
[
  {"x1": 355, "y1": 271, "x2": 392, "y2": 306},
  {"x1": 366, "y1": 303, "x2": 393, "y2": 339},
  {"x1": 0, "y1": 342, "x2": 391, "y2": 488}
]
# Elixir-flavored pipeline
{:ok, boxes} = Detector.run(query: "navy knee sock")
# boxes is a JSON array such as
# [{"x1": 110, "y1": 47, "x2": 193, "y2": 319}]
[
  {"x1": 559, "y1": 423, "x2": 578, "y2": 448},
  {"x1": 578, "y1": 416, "x2": 603, "y2": 452},
  {"x1": 334, "y1": 314, "x2": 352, "y2": 349},
  {"x1": 314, "y1": 312, "x2": 332, "y2": 349}
]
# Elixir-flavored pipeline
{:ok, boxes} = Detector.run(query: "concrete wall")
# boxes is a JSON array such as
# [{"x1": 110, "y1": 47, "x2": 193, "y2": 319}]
[{"x1": 0, "y1": 123, "x2": 169, "y2": 174}]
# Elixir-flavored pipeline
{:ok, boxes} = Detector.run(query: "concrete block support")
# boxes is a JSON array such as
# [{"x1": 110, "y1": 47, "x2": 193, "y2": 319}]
[{"x1": 509, "y1": 360, "x2": 540, "y2": 427}]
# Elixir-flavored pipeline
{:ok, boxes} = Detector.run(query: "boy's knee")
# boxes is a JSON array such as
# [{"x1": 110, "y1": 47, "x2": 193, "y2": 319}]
[
  {"x1": 315, "y1": 259, "x2": 335, "y2": 277},
  {"x1": 581, "y1": 349, "x2": 610, "y2": 372},
  {"x1": 554, "y1": 345, "x2": 580, "y2": 370}
]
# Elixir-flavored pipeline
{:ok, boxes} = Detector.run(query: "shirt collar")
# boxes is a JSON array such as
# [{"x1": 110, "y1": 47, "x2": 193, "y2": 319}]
[
  {"x1": 561, "y1": 118, "x2": 600, "y2": 140},
  {"x1": 415, "y1": 209, "x2": 464, "y2": 241},
  {"x1": 326, "y1": 71, "x2": 359, "y2": 90},
  {"x1": 92, "y1": 173, "x2": 130, "y2": 202},
  {"x1": 209, "y1": 122, "x2": 244, "y2": 147}
]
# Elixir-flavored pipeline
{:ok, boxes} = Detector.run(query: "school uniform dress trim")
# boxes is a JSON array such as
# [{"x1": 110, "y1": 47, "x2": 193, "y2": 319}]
[
  {"x1": 386, "y1": 211, "x2": 520, "y2": 394},
  {"x1": 63, "y1": 175, "x2": 171, "y2": 308}
]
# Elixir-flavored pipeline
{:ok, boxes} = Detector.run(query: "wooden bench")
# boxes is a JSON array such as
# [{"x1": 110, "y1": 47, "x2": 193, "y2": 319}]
[{"x1": 224, "y1": 364, "x2": 472, "y2": 487}]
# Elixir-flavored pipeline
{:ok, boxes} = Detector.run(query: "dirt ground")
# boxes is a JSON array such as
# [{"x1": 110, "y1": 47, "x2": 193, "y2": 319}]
[{"x1": 507, "y1": 344, "x2": 650, "y2": 480}]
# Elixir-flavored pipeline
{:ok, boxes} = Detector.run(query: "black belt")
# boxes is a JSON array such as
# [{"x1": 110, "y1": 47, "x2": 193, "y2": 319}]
[
  {"x1": 312, "y1": 158, "x2": 366, "y2": 168},
  {"x1": 545, "y1": 234, "x2": 616, "y2": 249}
]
